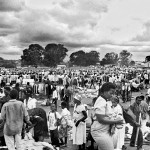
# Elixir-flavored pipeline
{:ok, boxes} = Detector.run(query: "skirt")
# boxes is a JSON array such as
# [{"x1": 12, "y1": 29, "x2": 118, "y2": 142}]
[{"x1": 91, "y1": 130, "x2": 114, "y2": 150}]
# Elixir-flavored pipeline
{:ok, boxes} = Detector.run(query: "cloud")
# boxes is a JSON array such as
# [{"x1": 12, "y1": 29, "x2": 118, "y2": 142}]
[
  {"x1": 18, "y1": 9, "x2": 68, "y2": 44},
  {"x1": 0, "y1": 0, "x2": 150, "y2": 61},
  {"x1": 17, "y1": 0, "x2": 109, "y2": 47},
  {"x1": 1, "y1": 50, "x2": 21, "y2": 55},
  {"x1": 132, "y1": 21, "x2": 150, "y2": 42},
  {"x1": 0, "y1": 0, "x2": 25, "y2": 12},
  {"x1": 49, "y1": 0, "x2": 108, "y2": 29}
]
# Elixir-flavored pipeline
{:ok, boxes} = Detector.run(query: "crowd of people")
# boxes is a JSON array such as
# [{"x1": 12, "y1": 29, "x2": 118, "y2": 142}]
[{"x1": 0, "y1": 66, "x2": 150, "y2": 150}]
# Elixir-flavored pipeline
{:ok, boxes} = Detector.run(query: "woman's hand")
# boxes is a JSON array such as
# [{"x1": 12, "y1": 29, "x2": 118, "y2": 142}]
[{"x1": 75, "y1": 120, "x2": 80, "y2": 127}]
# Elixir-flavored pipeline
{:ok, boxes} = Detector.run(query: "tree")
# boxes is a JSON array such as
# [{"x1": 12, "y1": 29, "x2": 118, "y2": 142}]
[
  {"x1": 70, "y1": 50, "x2": 100, "y2": 66},
  {"x1": 70, "y1": 50, "x2": 86, "y2": 66},
  {"x1": 101, "y1": 52, "x2": 118, "y2": 65},
  {"x1": 119, "y1": 50, "x2": 132, "y2": 67},
  {"x1": 0, "y1": 57, "x2": 16, "y2": 68},
  {"x1": 43, "y1": 43, "x2": 68, "y2": 67},
  {"x1": 86, "y1": 51, "x2": 100, "y2": 66},
  {"x1": 129, "y1": 60, "x2": 135, "y2": 66},
  {"x1": 145, "y1": 56, "x2": 150, "y2": 62},
  {"x1": 21, "y1": 44, "x2": 44, "y2": 67}
]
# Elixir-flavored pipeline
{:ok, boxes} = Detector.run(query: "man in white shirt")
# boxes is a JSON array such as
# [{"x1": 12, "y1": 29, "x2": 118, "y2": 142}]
[
  {"x1": 47, "y1": 103, "x2": 61, "y2": 150},
  {"x1": 144, "y1": 73, "x2": 149, "y2": 89}
]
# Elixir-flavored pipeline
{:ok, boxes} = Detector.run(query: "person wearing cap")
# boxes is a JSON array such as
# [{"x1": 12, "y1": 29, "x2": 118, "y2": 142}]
[
  {"x1": 72, "y1": 94, "x2": 87, "y2": 150},
  {"x1": 1, "y1": 89, "x2": 31, "y2": 150},
  {"x1": 129, "y1": 95, "x2": 144, "y2": 150}
]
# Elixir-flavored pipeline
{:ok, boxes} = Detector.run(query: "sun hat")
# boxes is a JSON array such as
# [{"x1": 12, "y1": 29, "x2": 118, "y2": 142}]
[{"x1": 74, "y1": 94, "x2": 82, "y2": 102}]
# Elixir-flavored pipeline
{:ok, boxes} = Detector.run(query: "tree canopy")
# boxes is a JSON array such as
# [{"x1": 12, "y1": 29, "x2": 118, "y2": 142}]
[
  {"x1": 70, "y1": 50, "x2": 100, "y2": 66},
  {"x1": 101, "y1": 52, "x2": 118, "y2": 65},
  {"x1": 21, "y1": 43, "x2": 68, "y2": 67},
  {"x1": 21, "y1": 44, "x2": 44, "y2": 67},
  {"x1": 145, "y1": 55, "x2": 150, "y2": 62},
  {"x1": 20, "y1": 43, "x2": 138, "y2": 67},
  {"x1": 43, "y1": 43, "x2": 68, "y2": 67},
  {"x1": 119, "y1": 50, "x2": 132, "y2": 67},
  {"x1": 0, "y1": 57, "x2": 16, "y2": 68}
]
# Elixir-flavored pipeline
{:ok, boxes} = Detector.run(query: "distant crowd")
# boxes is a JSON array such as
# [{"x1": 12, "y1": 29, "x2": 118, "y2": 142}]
[{"x1": 0, "y1": 66, "x2": 150, "y2": 150}]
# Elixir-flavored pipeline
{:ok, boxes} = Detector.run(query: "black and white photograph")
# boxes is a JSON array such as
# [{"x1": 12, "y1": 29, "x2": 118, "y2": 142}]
[{"x1": 0, "y1": 0, "x2": 150, "y2": 150}]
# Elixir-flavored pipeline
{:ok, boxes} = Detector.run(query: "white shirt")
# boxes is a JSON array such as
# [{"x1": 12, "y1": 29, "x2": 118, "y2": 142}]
[
  {"x1": 144, "y1": 74, "x2": 148, "y2": 80},
  {"x1": 61, "y1": 108, "x2": 71, "y2": 117},
  {"x1": 47, "y1": 111, "x2": 61, "y2": 130},
  {"x1": 73, "y1": 104, "x2": 85, "y2": 122},
  {"x1": 24, "y1": 97, "x2": 37, "y2": 110},
  {"x1": 52, "y1": 90, "x2": 58, "y2": 99},
  {"x1": 61, "y1": 108, "x2": 71, "y2": 127},
  {"x1": 91, "y1": 96, "x2": 113, "y2": 132}
]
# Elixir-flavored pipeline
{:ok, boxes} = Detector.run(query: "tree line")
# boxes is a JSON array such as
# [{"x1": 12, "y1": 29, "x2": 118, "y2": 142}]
[
  {"x1": 1, "y1": 43, "x2": 150, "y2": 68},
  {"x1": 21, "y1": 43, "x2": 138, "y2": 67}
]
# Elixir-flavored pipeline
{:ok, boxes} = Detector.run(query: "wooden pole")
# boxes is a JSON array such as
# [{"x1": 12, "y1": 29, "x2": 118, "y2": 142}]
[{"x1": 135, "y1": 113, "x2": 141, "y2": 147}]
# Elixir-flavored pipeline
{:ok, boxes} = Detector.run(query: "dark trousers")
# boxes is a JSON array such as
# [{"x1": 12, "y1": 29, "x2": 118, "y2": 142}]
[
  {"x1": 130, "y1": 125, "x2": 143, "y2": 149},
  {"x1": 50, "y1": 129, "x2": 60, "y2": 147},
  {"x1": 90, "y1": 82, "x2": 95, "y2": 89},
  {"x1": 64, "y1": 96, "x2": 69, "y2": 110},
  {"x1": 0, "y1": 136, "x2": 6, "y2": 146},
  {"x1": 52, "y1": 98, "x2": 57, "y2": 110}
]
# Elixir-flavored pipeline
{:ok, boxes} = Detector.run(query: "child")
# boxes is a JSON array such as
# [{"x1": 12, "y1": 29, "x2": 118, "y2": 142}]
[
  {"x1": 59, "y1": 102, "x2": 71, "y2": 147},
  {"x1": 47, "y1": 103, "x2": 61, "y2": 150},
  {"x1": 52, "y1": 86, "x2": 58, "y2": 109},
  {"x1": 86, "y1": 97, "x2": 97, "y2": 150},
  {"x1": 111, "y1": 96, "x2": 126, "y2": 150}
]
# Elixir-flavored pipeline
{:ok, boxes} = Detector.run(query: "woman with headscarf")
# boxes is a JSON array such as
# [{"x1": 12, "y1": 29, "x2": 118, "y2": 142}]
[{"x1": 72, "y1": 94, "x2": 87, "y2": 150}]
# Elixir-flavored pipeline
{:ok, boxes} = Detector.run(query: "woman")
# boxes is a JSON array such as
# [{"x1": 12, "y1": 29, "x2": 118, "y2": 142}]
[
  {"x1": 72, "y1": 94, "x2": 87, "y2": 150},
  {"x1": 26, "y1": 115, "x2": 44, "y2": 142},
  {"x1": 59, "y1": 101, "x2": 71, "y2": 147},
  {"x1": 91, "y1": 82, "x2": 123, "y2": 150},
  {"x1": 28, "y1": 107, "x2": 49, "y2": 138}
]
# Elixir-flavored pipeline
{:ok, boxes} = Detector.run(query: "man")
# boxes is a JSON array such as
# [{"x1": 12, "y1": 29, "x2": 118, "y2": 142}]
[
  {"x1": 1, "y1": 89, "x2": 31, "y2": 150},
  {"x1": 130, "y1": 95, "x2": 144, "y2": 150},
  {"x1": 144, "y1": 72, "x2": 149, "y2": 89}
]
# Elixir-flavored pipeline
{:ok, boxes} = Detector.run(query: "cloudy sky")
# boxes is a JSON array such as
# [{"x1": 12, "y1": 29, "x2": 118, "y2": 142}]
[{"x1": 0, "y1": 0, "x2": 150, "y2": 61}]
